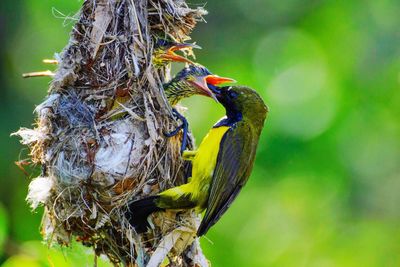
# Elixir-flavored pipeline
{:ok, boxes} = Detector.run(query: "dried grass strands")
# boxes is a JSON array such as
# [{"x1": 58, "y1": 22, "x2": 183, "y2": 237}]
[{"x1": 14, "y1": 0, "x2": 209, "y2": 265}]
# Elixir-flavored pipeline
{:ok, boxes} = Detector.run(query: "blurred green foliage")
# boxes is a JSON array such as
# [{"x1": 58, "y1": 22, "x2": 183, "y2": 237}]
[{"x1": 1, "y1": 0, "x2": 400, "y2": 266}]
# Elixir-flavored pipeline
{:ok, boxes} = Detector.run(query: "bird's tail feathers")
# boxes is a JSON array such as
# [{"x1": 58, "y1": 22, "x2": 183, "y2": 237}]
[{"x1": 126, "y1": 196, "x2": 164, "y2": 233}]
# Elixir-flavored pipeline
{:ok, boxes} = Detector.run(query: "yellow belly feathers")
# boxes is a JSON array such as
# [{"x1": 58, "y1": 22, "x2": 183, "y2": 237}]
[
  {"x1": 159, "y1": 126, "x2": 229, "y2": 212},
  {"x1": 189, "y1": 126, "x2": 229, "y2": 209}
]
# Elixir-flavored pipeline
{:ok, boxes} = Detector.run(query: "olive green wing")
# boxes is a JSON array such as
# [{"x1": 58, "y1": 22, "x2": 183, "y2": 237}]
[{"x1": 197, "y1": 124, "x2": 256, "y2": 236}]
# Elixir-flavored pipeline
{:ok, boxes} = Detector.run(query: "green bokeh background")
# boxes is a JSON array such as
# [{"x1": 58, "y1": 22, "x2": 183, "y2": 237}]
[{"x1": 1, "y1": 0, "x2": 400, "y2": 266}]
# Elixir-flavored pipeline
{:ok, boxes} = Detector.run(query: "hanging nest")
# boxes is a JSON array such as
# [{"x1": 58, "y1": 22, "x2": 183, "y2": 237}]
[{"x1": 14, "y1": 0, "x2": 209, "y2": 266}]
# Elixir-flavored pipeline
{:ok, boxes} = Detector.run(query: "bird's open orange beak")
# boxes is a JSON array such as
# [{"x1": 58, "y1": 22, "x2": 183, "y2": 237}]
[
  {"x1": 189, "y1": 75, "x2": 236, "y2": 101},
  {"x1": 205, "y1": 75, "x2": 236, "y2": 86},
  {"x1": 161, "y1": 43, "x2": 201, "y2": 64}
]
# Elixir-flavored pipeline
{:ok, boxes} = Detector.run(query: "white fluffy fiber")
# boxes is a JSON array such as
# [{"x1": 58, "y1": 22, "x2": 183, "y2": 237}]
[
  {"x1": 11, "y1": 128, "x2": 47, "y2": 145},
  {"x1": 26, "y1": 176, "x2": 54, "y2": 209},
  {"x1": 94, "y1": 120, "x2": 144, "y2": 180},
  {"x1": 34, "y1": 94, "x2": 60, "y2": 115}
]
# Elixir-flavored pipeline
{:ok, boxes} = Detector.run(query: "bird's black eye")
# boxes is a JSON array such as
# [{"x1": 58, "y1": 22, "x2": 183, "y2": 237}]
[{"x1": 228, "y1": 90, "x2": 239, "y2": 99}]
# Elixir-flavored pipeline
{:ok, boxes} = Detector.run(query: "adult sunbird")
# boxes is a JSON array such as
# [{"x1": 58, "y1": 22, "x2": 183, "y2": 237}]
[{"x1": 127, "y1": 85, "x2": 268, "y2": 236}]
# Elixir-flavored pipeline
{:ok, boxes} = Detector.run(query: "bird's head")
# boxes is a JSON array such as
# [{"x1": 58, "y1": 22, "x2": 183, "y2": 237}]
[
  {"x1": 153, "y1": 39, "x2": 200, "y2": 67},
  {"x1": 164, "y1": 64, "x2": 236, "y2": 105},
  {"x1": 211, "y1": 86, "x2": 268, "y2": 124},
  {"x1": 180, "y1": 65, "x2": 236, "y2": 100}
]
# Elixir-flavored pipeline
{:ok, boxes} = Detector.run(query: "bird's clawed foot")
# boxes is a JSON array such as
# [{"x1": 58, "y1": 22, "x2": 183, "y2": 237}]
[{"x1": 163, "y1": 108, "x2": 189, "y2": 154}]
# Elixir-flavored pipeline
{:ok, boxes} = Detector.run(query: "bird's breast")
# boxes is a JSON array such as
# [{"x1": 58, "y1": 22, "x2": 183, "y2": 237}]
[{"x1": 190, "y1": 126, "x2": 230, "y2": 205}]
